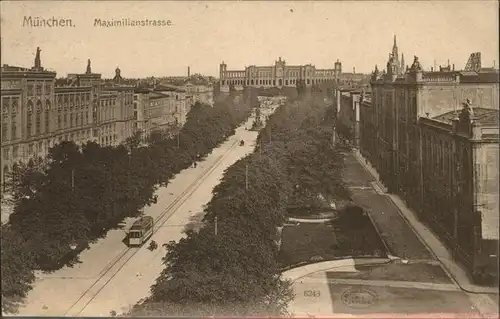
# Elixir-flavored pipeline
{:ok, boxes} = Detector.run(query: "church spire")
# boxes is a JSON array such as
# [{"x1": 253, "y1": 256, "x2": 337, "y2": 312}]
[
  {"x1": 401, "y1": 53, "x2": 405, "y2": 74},
  {"x1": 392, "y1": 34, "x2": 399, "y2": 58}
]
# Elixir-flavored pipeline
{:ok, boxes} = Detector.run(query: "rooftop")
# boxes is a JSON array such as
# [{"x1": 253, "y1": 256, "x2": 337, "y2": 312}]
[
  {"x1": 433, "y1": 107, "x2": 499, "y2": 126},
  {"x1": 150, "y1": 92, "x2": 171, "y2": 100},
  {"x1": 1, "y1": 64, "x2": 30, "y2": 72},
  {"x1": 154, "y1": 84, "x2": 186, "y2": 93},
  {"x1": 134, "y1": 88, "x2": 151, "y2": 94},
  {"x1": 460, "y1": 71, "x2": 499, "y2": 83}
]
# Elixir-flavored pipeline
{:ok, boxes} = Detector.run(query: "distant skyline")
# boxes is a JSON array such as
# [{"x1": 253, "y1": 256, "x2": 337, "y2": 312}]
[{"x1": 1, "y1": 1, "x2": 498, "y2": 78}]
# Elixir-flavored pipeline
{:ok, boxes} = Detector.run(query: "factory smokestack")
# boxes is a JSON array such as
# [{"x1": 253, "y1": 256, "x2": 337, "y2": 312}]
[{"x1": 188, "y1": 66, "x2": 190, "y2": 77}]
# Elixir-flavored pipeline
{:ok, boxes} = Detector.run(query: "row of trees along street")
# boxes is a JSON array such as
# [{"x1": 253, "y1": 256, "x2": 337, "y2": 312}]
[
  {"x1": 128, "y1": 87, "x2": 352, "y2": 316},
  {"x1": 1, "y1": 90, "x2": 257, "y2": 314}
]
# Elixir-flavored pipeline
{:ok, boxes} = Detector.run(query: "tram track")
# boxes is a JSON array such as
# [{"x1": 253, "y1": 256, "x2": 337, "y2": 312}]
[{"x1": 63, "y1": 138, "x2": 240, "y2": 316}]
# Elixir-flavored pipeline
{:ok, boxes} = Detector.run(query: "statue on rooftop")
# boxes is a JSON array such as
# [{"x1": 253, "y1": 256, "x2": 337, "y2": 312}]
[
  {"x1": 86, "y1": 59, "x2": 92, "y2": 74},
  {"x1": 459, "y1": 98, "x2": 474, "y2": 122},
  {"x1": 410, "y1": 56, "x2": 422, "y2": 71},
  {"x1": 34, "y1": 47, "x2": 41, "y2": 69}
]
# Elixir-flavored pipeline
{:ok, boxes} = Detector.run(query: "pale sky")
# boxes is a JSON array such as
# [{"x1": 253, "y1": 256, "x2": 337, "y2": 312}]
[{"x1": 1, "y1": 1, "x2": 498, "y2": 78}]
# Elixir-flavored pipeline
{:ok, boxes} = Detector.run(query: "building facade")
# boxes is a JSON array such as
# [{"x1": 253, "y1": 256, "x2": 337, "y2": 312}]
[
  {"x1": 183, "y1": 82, "x2": 214, "y2": 106},
  {"x1": 219, "y1": 57, "x2": 367, "y2": 91},
  {"x1": 133, "y1": 85, "x2": 192, "y2": 141},
  {"x1": 334, "y1": 88, "x2": 372, "y2": 149},
  {"x1": 1, "y1": 48, "x2": 136, "y2": 189},
  {"x1": 418, "y1": 106, "x2": 499, "y2": 279},
  {"x1": 356, "y1": 37, "x2": 499, "y2": 282}
]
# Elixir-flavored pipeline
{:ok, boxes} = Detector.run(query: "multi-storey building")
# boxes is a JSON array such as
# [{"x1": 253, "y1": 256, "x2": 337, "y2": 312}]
[
  {"x1": 132, "y1": 88, "x2": 150, "y2": 142},
  {"x1": 183, "y1": 81, "x2": 214, "y2": 106},
  {"x1": 219, "y1": 57, "x2": 367, "y2": 91},
  {"x1": 153, "y1": 85, "x2": 190, "y2": 126},
  {"x1": 133, "y1": 85, "x2": 191, "y2": 141},
  {"x1": 1, "y1": 48, "x2": 136, "y2": 189},
  {"x1": 334, "y1": 87, "x2": 371, "y2": 148},
  {"x1": 1, "y1": 50, "x2": 95, "y2": 190},
  {"x1": 356, "y1": 37, "x2": 499, "y2": 282},
  {"x1": 99, "y1": 85, "x2": 135, "y2": 147}
]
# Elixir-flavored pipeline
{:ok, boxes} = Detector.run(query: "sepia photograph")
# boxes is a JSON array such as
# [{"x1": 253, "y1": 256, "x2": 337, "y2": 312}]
[{"x1": 0, "y1": 0, "x2": 498, "y2": 317}]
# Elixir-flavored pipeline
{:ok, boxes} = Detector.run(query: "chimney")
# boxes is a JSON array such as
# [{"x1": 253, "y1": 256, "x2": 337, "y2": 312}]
[
  {"x1": 452, "y1": 64, "x2": 455, "y2": 71},
  {"x1": 431, "y1": 67, "x2": 434, "y2": 72},
  {"x1": 188, "y1": 66, "x2": 190, "y2": 77},
  {"x1": 353, "y1": 67, "x2": 355, "y2": 74}
]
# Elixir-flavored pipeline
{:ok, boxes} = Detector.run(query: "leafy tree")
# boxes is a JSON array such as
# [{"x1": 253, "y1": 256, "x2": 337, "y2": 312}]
[
  {"x1": 1, "y1": 92, "x2": 254, "y2": 310},
  {"x1": 123, "y1": 130, "x2": 143, "y2": 149},
  {"x1": 1, "y1": 225, "x2": 36, "y2": 314},
  {"x1": 8, "y1": 157, "x2": 47, "y2": 203}
]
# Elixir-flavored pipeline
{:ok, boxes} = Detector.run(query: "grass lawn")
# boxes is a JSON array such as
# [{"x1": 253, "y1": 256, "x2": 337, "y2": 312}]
[
  {"x1": 279, "y1": 209, "x2": 387, "y2": 269},
  {"x1": 279, "y1": 223, "x2": 338, "y2": 267}
]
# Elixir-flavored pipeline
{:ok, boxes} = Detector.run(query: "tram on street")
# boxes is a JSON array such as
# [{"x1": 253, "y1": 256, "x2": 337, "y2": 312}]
[{"x1": 128, "y1": 216, "x2": 154, "y2": 247}]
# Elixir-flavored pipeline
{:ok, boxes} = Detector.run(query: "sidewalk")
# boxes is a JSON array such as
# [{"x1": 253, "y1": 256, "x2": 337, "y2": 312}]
[
  {"x1": 353, "y1": 150, "x2": 499, "y2": 295},
  {"x1": 283, "y1": 258, "x2": 391, "y2": 282}
]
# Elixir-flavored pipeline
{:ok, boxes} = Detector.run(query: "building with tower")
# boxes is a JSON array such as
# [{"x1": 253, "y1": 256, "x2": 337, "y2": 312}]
[
  {"x1": 1, "y1": 48, "x2": 137, "y2": 191},
  {"x1": 352, "y1": 35, "x2": 499, "y2": 283},
  {"x1": 218, "y1": 57, "x2": 366, "y2": 92}
]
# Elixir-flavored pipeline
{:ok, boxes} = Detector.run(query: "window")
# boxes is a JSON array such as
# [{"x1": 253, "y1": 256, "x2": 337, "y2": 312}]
[
  {"x1": 28, "y1": 143, "x2": 34, "y2": 155},
  {"x1": 3, "y1": 148, "x2": 9, "y2": 160},
  {"x1": 13, "y1": 146, "x2": 18, "y2": 159},
  {"x1": 85, "y1": 112, "x2": 89, "y2": 124},
  {"x1": 2, "y1": 123, "x2": 7, "y2": 141},
  {"x1": 45, "y1": 102, "x2": 50, "y2": 133},
  {"x1": 63, "y1": 114, "x2": 67, "y2": 128},
  {"x1": 12, "y1": 99, "x2": 18, "y2": 115},
  {"x1": 35, "y1": 112, "x2": 41, "y2": 135},
  {"x1": 76, "y1": 113, "x2": 79, "y2": 126},
  {"x1": 35, "y1": 101, "x2": 42, "y2": 135},
  {"x1": 70, "y1": 113, "x2": 73, "y2": 127},
  {"x1": 11, "y1": 123, "x2": 16, "y2": 140},
  {"x1": 58, "y1": 115, "x2": 62, "y2": 129}
]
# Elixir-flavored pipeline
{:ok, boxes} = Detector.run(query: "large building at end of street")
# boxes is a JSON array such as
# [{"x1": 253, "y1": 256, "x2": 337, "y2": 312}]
[
  {"x1": 336, "y1": 36, "x2": 499, "y2": 283},
  {"x1": 218, "y1": 57, "x2": 368, "y2": 92}
]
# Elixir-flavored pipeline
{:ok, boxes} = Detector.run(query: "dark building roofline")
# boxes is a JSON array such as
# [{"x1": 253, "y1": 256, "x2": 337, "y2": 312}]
[{"x1": 134, "y1": 88, "x2": 151, "y2": 94}]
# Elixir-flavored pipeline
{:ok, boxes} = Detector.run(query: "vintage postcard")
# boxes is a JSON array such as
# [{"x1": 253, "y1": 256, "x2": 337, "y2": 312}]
[{"x1": 1, "y1": 0, "x2": 498, "y2": 318}]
